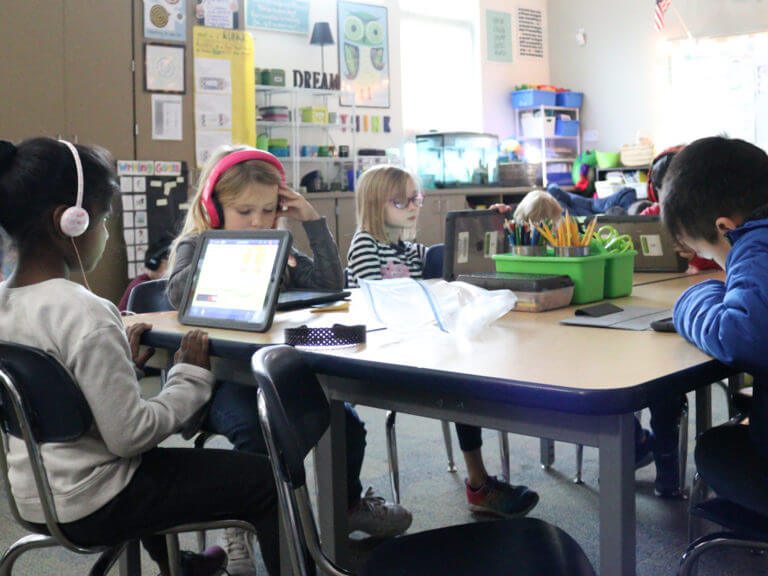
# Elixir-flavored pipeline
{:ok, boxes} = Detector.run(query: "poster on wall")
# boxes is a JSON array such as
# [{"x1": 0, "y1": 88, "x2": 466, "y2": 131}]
[
  {"x1": 116, "y1": 161, "x2": 188, "y2": 279},
  {"x1": 338, "y1": 1, "x2": 390, "y2": 108},
  {"x1": 151, "y1": 94, "x2": 183, "y2": 140},
  {"x1": 195, "y1": 0, "x2": 239, "y2": 29},
  {"x1": 144, "y1": 43, "x2": 186, "y2": 93},
  {"x1": 245, "y1": 0, "x2": 310, "y2": 34},
  {"x1": 193, "y1": 27, "x2": 256, "y2": 167},
  {"x1": 144, "y1": 0, "x2": 187, "y2": 42},
  {"x1": 517, "y1": 8, "x2": 544, "y2": 59},
  {"x1": 486, "y1": 10, "x2": 514, "y2": 63}
]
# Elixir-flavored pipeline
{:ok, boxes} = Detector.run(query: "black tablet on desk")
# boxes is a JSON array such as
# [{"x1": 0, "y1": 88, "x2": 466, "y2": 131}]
[{"x1": 178, "y1": 230, "x2": 292, "y2": 332}]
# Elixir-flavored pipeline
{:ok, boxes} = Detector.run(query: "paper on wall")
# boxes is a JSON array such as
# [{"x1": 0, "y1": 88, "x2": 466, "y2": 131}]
[
  {"x1": 133, "y1": 177, "x2": 147, "y2": 193},
  {"x1": 196, "y1": 131, "x2": 232, "y2": 167},
  {"x1": 151, "y1": 94, "x2": 183, "y2": 141},
  {"x1": 120, "y1": 176, "x2": 134, "y2": 193},
  {"x1": 195, "y1": 58, "x2": 232, "y2": 94},
  {"x1": 196, "y1": 93, "x2": 232, "y2": 129}
]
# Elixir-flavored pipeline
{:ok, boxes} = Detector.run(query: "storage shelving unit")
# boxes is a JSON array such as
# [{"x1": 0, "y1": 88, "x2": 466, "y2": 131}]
[
  {"x1": 513, "y1": 105, "x2": 582, "y2": 188},
  {"x1": 256, "y1": 85, "x2": 357, "y2": 190}
]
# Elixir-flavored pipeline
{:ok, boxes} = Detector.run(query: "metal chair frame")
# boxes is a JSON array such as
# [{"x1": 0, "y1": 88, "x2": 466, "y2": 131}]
[{"x1": 0, "y1": 344, "x2": 255, "y2": 576}]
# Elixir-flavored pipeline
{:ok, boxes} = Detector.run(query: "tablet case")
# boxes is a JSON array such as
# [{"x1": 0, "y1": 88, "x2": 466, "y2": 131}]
[
  {"x1": 456, "y1": 272, "x2": 573, "y2": 292},
  {"x1": 596, "y1": 215, "x2": 687, "y2": 272},
  {"x1": 178, "y1": 229, "x2": 292, "y2": 332},
  {"x1": 443, "y1": 209, "x2": 509, "y2": 281}
]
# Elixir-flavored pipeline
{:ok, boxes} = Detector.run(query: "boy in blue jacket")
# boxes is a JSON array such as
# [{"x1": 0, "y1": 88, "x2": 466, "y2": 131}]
[{"x1": 662, "y1": 136, "x2": 768, "y2": 460}]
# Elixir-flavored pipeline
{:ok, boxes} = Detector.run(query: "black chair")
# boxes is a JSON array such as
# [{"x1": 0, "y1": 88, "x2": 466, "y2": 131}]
[
  {"x1": 678, "y1": 422, "x2": 768, "y2": 575},
  {"x1": 0, "y1": 341, "x2": 255, "y2": 576},
  {"x1": 252, "y1": 345, "x2": 596, "y2": 576},
  {"x1": 382, "y1": 243, "x2": 510, "y2": 503},
  {"x1": 125, "y1": 278, "x2": 173, "y2": 314}
]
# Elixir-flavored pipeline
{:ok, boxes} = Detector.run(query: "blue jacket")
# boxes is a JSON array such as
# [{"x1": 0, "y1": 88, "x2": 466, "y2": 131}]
[{"x1": 674, "y1": 216, "x2": 768, "y2": 457}]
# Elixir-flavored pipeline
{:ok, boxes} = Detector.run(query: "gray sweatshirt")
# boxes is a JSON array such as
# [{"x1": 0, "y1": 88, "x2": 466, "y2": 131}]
[
  {"x1": 167, "y1": 217, "x2": 344, "y2": 309},
  {"x1": 0, "y1": 279, "x2": 215, "y2": 523}
]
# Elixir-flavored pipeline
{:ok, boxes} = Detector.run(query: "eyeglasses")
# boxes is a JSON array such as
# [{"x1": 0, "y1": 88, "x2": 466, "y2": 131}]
[{"x1": 391, "y1": 194, "x2": 424, "y2": 209}]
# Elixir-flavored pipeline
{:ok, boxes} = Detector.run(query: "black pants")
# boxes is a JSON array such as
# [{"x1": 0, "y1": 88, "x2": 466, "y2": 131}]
[
  {"x1": 58, "y1": 447, "x2": 280, "y2": 576},
  {"x1": 455, "y1": 423, "x2": 483, "y2": 452}
]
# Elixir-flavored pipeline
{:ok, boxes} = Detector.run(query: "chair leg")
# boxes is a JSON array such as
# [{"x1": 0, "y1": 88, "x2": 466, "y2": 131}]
[
  {"x1": 497, "y1": 431, "x2": 510, "y2": 482},
  {"x1": 679, "y1": 401, "x2": 689, "y2": 496},
  {"x1": 574, "y1": 444, "x2": 584, "y2": 484},
  {"x1": 196, "y1": 531, "x2": 206, "y2": 553},
  {"x1": 89, "y1": 543, "x2": 127, "y2": 576},
  {"x1": 166, "y1": 534, "x2": 182, "y2": 576},
  {"x1": 385, "y1": 411, "x2": 400, "y2": 503},
  {"x1": 678, "y1": 532, "x2": 768, "y2": 576},
  {"x1": 0, "y1": 534, "x2": 59, "y2": 576},
  {"x1": 441, "y1": 421, "x2": 457, "y2": 473},
  {"x1": 688, "y1": 473, "x2": 709, "y2": 544}
]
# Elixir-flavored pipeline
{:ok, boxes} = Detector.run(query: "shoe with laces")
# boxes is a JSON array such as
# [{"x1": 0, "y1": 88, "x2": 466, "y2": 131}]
[
  {"x1": 222, "y1": 528, "x2": 257, "y2": 576},
  {"x1": 160, "y1": 546, "x2": 227, "y2": 576},
  {"x1": 466, "y1": 476, "x2": 539, "y2": 519},
  {"x1": 347, "y1": 487, "x2": 413, "y2": 538}
]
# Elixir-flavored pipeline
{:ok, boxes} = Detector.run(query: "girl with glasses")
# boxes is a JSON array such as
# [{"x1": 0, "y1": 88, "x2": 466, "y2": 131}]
[{"x1": 346, "y1": 165, "x2": 539, "y2": 519}]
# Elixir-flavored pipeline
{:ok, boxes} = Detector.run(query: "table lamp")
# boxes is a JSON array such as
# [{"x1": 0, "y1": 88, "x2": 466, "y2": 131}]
[{"x1": 310, "y1": 22, "x2": 334, "y2": 76}]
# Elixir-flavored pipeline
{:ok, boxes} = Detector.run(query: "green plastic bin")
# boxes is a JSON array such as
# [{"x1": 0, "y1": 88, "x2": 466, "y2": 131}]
[
  {"x1": 493, "y1": 252, "x2": 607, "y2": 304},
  {"x1": 603, "y1": 250, "x2": 637, "y2": 298}
]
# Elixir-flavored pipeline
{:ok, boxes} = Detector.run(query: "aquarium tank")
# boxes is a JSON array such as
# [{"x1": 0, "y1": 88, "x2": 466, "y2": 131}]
[{"x1": 415, "y1": 132, "x2": 499, "y2": 188}]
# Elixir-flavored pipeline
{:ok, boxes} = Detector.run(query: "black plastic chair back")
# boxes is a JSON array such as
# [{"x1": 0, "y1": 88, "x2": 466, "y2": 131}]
[
  {"x1": 423, "y1": 244, "x2": 444, "y2": 280},
  {"x1": 126, "y1": 279, "x2": 173, "y2": 313},
  {"x1": 0, "y1": 342, "x2": 92, "y2": 443},
  {"x1": 252, "y1": 346, "x2": 329, "y2": 489}
]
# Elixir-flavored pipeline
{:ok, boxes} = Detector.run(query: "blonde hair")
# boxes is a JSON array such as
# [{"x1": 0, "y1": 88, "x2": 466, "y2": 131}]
[
  {"x1": 513, "y1": 189, "x2": 563, "y2": 224},
  {"x1": 355, "y1": 165, "x2": 419, "y2": 243},
  {"x1": 168, "y1": 144, "x2": 283, "y2": 270}
]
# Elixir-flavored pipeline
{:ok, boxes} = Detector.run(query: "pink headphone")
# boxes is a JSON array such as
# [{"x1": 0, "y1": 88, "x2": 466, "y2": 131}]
[
  {"x1": 58, "y1": 140, "x2": 90, "y2": 237},
  {"x1": 201, "y1": 149, "x2": 286, "y2": 228}
]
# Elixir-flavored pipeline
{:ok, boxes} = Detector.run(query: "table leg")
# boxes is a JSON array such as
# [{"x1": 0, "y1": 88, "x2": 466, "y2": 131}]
[
  {"x1": 314, "y1": 398, "x2": 349, "y2": 567},
  {"x1": 695, "y1": 384, "x2": 712, "y2": 437},
  {"x1": 540, "y1": 438, "x2": 555, "y2": 469},
  {"x1": 599, "y1": 412, "x2": 636, "y2": 576}
]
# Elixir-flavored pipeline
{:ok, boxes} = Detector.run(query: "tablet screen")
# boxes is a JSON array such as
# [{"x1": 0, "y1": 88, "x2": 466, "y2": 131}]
[{"x1": 180, "y1": 231, "x2": 291, "y2": 331}]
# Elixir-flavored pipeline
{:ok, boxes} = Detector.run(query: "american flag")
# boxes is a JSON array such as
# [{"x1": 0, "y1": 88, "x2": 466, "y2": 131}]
[{"x1": 655, "y1": 0, "x2": 672, "y2": 31}]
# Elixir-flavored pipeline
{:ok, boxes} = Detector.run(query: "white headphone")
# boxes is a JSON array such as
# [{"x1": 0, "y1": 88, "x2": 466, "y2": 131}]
[{"x1": 58, "y1": 140, "x2": 90, "y2": 238}]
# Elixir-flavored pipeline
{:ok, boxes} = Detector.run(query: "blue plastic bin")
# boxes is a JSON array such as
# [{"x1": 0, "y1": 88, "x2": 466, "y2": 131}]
[
  {"x1": 555, "y1": 118, "x2": 580, "y2": 137},
  {"x1": 512, "y1": 89, "x2": 557, "y2": 108},
  {"x1": 546, "y1": 172, "x2": 572, "y2": 186},
  {"x1": 556, "y1": 92, "x2": 583, "y2": 108}
]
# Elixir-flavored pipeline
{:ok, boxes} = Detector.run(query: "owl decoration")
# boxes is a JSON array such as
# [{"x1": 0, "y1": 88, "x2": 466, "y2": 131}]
[{"x1": 339, "y1": 2, "x2": 389, "y2": 107}]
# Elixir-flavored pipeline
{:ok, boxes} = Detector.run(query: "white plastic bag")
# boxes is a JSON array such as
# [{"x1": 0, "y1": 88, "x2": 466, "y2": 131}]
[{"x1": 358, "y1": 278, "x2": 517, "y2": 339}]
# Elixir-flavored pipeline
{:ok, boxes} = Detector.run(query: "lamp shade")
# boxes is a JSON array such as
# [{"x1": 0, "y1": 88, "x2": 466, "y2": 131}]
[{"x1": 310, "y1": 22, "x2": 334, "y2": 46}]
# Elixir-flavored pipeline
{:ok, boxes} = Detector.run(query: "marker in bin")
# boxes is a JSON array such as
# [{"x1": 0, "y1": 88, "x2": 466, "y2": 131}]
[{"x1": 504, "y1": 218, "x2": 547, "y2": 255}]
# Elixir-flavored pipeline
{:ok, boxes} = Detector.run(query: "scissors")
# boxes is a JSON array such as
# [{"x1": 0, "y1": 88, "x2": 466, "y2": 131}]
[{"x1": 596, "y1": 225, "x2": 634, "y2": 253}]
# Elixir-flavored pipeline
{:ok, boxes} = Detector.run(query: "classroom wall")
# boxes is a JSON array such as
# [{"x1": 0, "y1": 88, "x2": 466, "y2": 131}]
[
  {"x1": 250, "y1": 0, "x2": 403, "y2": 151},
  {"x1": 547, "y1": 0, "x2": 768, "y2": 151},
  {"x1": 479, "y1": 0, "x2": 550, "y2": 140}
]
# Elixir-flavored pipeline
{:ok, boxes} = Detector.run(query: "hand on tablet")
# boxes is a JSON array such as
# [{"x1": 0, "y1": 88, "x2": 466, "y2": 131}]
[
  {"x1": 174, "y1": 329, "x2": 211, "y2": 371},
  {"x1": 278, "y1": 184, "x2": 320, "y2": 222}
]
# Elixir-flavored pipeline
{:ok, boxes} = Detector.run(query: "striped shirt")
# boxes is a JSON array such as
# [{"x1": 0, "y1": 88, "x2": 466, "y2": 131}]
[{"x1": 346, "y1": 231, "x2": 426, "y2": 287}]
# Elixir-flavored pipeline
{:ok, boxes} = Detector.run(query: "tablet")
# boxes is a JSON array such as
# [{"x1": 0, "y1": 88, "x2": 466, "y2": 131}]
[
  {"x1": 595, "y1": 215, "x2": 688, "y2": 272},
  {"x1": 178, "y1": 230, "x2": 292, "y2": 332}
]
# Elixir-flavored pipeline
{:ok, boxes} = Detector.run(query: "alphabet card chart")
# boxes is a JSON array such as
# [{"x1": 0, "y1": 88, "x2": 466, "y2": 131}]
[{"x1": 117, "y1": 160, "x2": 189, "y2": 278}]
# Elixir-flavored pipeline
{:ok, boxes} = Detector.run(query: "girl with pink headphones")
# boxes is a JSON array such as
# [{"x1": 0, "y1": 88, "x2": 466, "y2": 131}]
[{"x1": 167, "y1": 145, "x2": 412, "y2": 575}]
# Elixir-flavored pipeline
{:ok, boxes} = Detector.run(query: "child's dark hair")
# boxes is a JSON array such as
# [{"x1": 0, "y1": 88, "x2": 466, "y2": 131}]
[
  {"x1": 661, "y1": 137, "x2": 768, "y2": 242},
  {"x1": 0, "y1": 137, "x2": 117, "y2": 243}
]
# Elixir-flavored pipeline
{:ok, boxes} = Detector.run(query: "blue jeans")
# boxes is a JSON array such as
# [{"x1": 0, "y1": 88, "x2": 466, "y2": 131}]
[
  {"x1": 205, "y1": 381, "x2": 366, "y2": 509},
  {"x1": 548, "y1": 184, "x2": 638, "y2": 217}
]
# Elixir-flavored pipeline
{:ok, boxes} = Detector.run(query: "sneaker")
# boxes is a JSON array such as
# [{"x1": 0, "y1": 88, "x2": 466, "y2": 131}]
[
  {"x1": 653, "y1": 451, "x2": 682, "y2": 498},
  {"x1": 176, "y1": 546, "x2": 228, "y2": 576},
  {"x1": 635, "y1": 428, "x2": 654, "y2": 470},
  {"x1": 222, "y1": 527, "x2": 257, "y2": 576},
  {"x1": 347, "y1": 487, "x2": 413, "y2": 538},
  {"x1": 466, "y1": 476, "x2": 539, "y2": 519}
]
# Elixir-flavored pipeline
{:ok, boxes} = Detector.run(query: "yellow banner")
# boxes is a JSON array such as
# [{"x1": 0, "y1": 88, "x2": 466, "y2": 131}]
[{"x1": 193, "y1": 26, "x2": 256, "y2": 167}]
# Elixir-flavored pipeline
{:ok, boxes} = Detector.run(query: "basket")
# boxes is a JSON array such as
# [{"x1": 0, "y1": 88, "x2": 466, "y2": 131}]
[
  {"x1": 595, "y1": 150, "x2": 621, "y2": 169},
  {"x1": 620, "y1": 130, "x2": 654, "y2": 167}
]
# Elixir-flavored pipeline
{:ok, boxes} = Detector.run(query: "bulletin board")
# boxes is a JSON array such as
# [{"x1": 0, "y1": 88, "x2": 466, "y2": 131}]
[
  {"x1": 193, "y1": 27, "x2": 256, "y2": 167},
  {"x1": 117, "y1": 160, "x2": 189, "y2": 279}
]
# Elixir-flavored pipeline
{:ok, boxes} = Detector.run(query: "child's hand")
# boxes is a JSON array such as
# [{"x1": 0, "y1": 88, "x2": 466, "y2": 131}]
[
  {"x1": 126, "y1": 323, "x2": 155, "y2": 369},
  {"x1": 489, "y1": 203, "x2": 512, "y2": 214},
  {"x1": 174, "y1": 330, "x2": 211, "y2": 371},
  {"x1": 278, "y1": 184, "x2": 320, "y2": 222}
]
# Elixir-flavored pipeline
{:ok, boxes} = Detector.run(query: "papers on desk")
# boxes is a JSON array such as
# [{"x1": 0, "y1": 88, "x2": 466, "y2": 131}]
[{"x1": 560, "y1": 305, "x2": 672, "y2": 331}]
